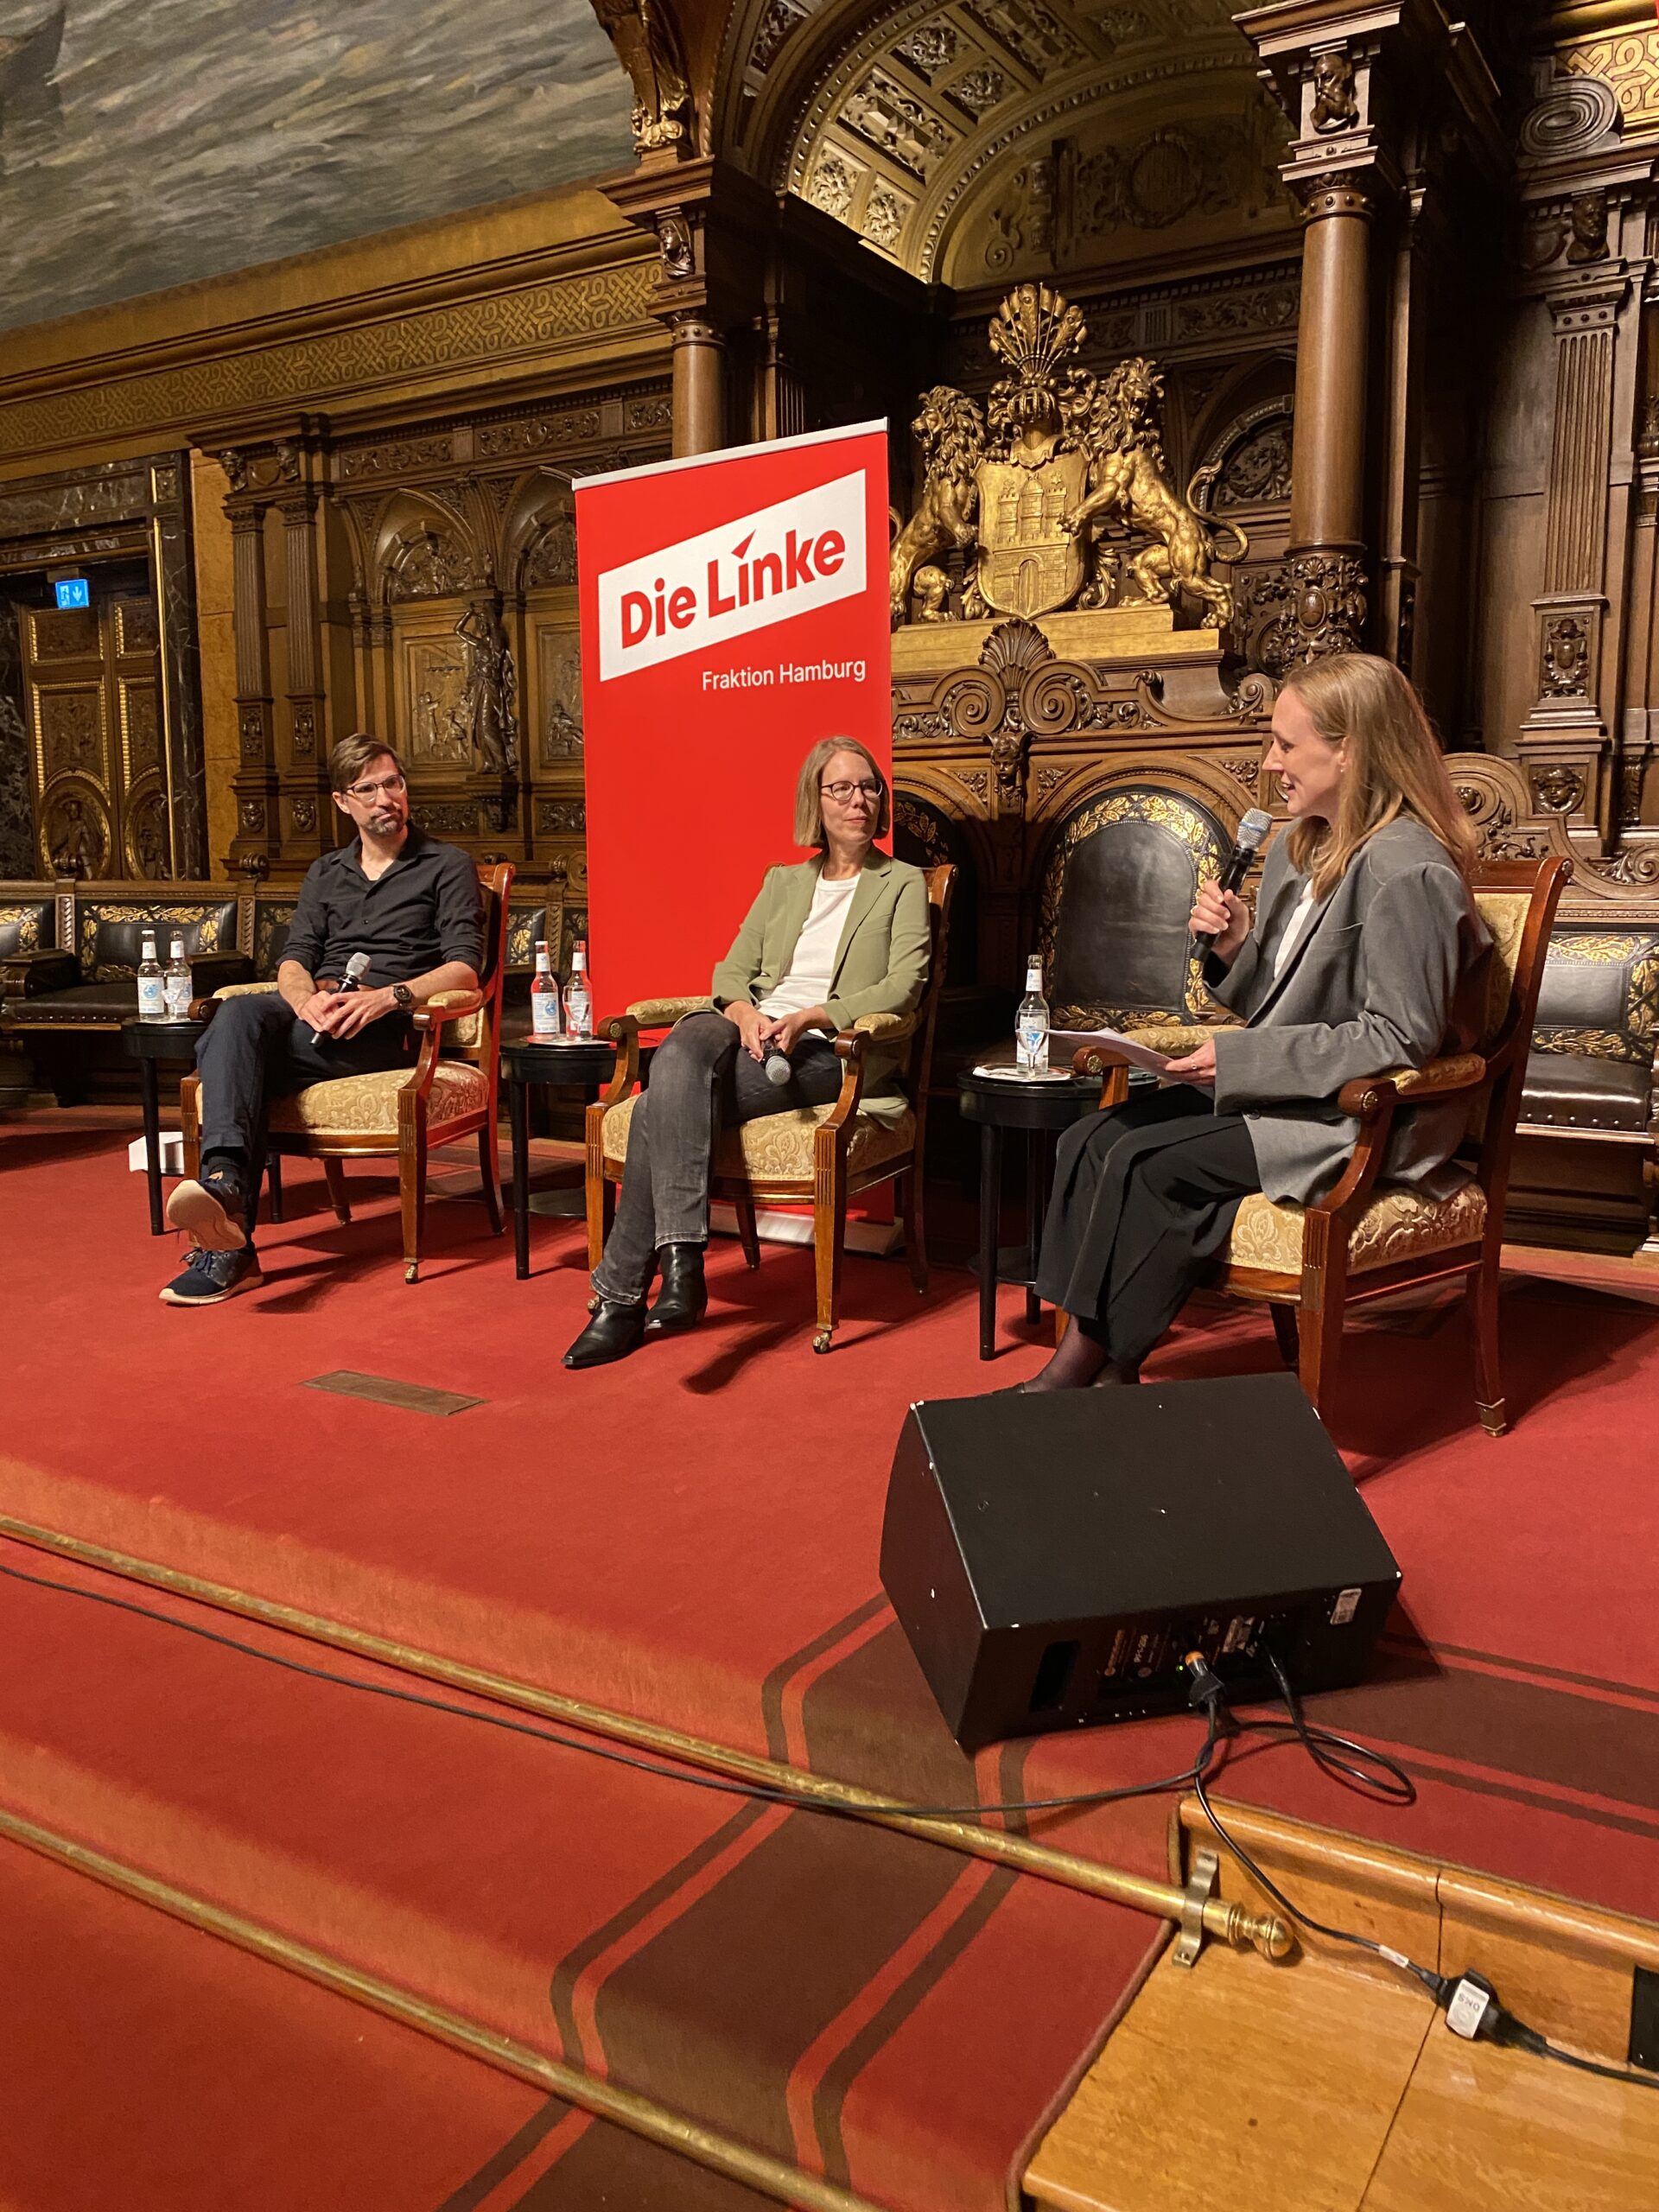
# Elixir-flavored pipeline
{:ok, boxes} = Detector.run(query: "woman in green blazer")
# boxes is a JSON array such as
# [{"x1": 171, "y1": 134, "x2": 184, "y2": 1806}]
[{"x1": 565, "y1": 737, "x2": 931, "y2": 1368}]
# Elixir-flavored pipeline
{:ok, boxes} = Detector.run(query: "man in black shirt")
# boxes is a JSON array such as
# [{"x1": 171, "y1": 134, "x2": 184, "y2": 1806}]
[{"x1": 161, "y1": 734, "x2": 483, "y2": 1305}]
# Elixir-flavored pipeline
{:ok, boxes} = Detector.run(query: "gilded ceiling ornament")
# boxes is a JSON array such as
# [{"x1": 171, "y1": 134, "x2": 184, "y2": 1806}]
[
  {"x1": 592, "y1": 0, "x2": 692, "y2": 157},
  {"x1": 889, "y1": 283, "x2": 1249, "y2": 628}
]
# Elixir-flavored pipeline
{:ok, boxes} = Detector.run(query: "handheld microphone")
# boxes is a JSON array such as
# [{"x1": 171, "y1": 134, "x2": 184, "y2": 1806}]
[
  {"x1": 764, "y1": 1046, "x2": 793, "y2": 1088},
  {"x1": 310, "y1": 950, "x2": 371, "y2": 1043},
  {"x1": 1194, "y1": 809, "x2": 1273, "y2": 954}
]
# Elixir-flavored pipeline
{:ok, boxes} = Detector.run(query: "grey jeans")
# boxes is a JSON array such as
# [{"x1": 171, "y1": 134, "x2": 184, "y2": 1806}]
[{"x1": 592, "y1": 1010, "x2": 842, "y2": 1304}]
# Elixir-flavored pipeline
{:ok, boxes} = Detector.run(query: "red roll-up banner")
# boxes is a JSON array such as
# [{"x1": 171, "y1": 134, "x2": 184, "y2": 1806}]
[{"x1": 575, "y1": 422, "x2": 891, "y2": 1021}]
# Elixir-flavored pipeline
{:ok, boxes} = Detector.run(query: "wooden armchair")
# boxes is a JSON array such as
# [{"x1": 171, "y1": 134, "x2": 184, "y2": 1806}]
[
  {"x1": 1077, "y1": 857, "x2": 1571, "y2": 1432},
  {"x1": 586, "y1": 865, "x2": 955, "y2": 1352},
  {"x1": 180, "y1": 861, "x2": 513, "y2": 1283}
]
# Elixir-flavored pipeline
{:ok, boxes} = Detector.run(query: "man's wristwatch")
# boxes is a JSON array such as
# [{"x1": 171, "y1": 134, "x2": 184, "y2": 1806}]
[{"x1": 391, "y1": 983, "x2": 416, "y2": 1011}]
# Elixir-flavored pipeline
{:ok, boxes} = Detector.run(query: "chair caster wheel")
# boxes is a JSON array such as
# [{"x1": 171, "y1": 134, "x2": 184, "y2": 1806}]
[
  {"x1": 404, "y1": 1264, "x2": 418, "y2": 1284},
  {"x1": 588, "y1": 1294, "x2": 601, "y2": 1314},
  {"x1": 813, "y1": 1331, "x2": 832, "y2": 1355}
]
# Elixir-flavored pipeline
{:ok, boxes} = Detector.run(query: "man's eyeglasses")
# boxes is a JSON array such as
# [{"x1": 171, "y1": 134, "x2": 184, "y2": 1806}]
[
  {"x1": 345, "y1": 772, "x2": 407, "y2": 800},
  {"x1": 821, "y1": 779, "x2": 882, "y2": 804}
]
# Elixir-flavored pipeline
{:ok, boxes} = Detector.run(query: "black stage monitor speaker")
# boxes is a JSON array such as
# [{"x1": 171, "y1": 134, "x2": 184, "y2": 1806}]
[{"x1": 880, "y1": 1373, "x2": 1400, "y2": 1751}]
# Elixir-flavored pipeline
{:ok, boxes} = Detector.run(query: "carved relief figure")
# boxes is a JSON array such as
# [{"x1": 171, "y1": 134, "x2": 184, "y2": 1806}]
[
  {"x1": 390, "y1": 524, "x2": 472, "y2": 601},
  {"x1": 1567, "y1": 190, "x2": 1608, "y2": 266},
  {"x1": 454, "y1": 607, "x2": 518, "y2": 773},
  {"x1": 46, "y1": 794, "x2": 105, "y2": 878},
  {"x1": 1309, "y1": 48, "x2": 1358, "y2": 134}
]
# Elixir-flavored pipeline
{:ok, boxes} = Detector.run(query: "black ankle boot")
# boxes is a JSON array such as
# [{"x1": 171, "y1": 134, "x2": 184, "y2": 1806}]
[
  {"x1": 644, "y1": 1243, "x2": 708, "y2": 1335},
  {"x1": 563, "y1": 1300, "x2": 647, "y2": 1370}
]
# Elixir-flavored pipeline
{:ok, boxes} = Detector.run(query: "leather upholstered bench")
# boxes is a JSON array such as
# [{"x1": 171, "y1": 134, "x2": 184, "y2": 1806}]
[{"x1": 1513, "y1": 922, "x2": 1659, "y2": 1255}]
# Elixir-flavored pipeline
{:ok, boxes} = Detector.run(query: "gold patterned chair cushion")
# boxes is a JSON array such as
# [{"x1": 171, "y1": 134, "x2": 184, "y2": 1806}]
[
  {"x1": 601, "y1": 1090, "x2": 915, "y2": 1183},
  {"x1": 267, "y1": 1061, "x2": 486, "y2": 1138},
  {"x1": 1473, "y1": 890, "x2": 1529, "y2": 1046},
  {"x1": 1119, "y1": 1021, "x2": 1236, "y2": 1059},
  {"x1": 1228, "y1": 1178, "x2": 1487, "y2": 1275}
]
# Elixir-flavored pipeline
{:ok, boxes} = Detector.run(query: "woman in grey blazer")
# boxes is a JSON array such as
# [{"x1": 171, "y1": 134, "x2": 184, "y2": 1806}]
[
  {"x1": 1020, "y1": 652, "x2": 1491, "y2": 1393},
  {"x1": 566, "y1": 736, "x2": 931, "y2": 1368}
]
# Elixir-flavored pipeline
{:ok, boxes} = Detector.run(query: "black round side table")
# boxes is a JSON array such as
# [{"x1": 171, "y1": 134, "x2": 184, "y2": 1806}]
[
  {"x1": 957, "y1": 1063, "x2": 1103, "y2": 1361},
  {"x1": 501, "y1": 1036, "x2": 617, "y2": 1279},
  {"x1": 121, "y1": 1015, "x2": 207, "y2": 1235}
]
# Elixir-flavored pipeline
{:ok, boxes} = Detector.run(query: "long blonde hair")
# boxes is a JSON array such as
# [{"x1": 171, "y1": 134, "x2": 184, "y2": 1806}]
[{"x1": 1280, "y1": 654, "x2": 1477, "y2": 898}]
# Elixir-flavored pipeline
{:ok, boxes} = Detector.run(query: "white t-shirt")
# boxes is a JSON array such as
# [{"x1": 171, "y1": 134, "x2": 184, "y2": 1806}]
[
  {"x1": 758, "y1": 871, "x2": 861, "y2": 1018},
  {"x1": 1272, "y1": 880, "x2": 1320, "y2": 981}
]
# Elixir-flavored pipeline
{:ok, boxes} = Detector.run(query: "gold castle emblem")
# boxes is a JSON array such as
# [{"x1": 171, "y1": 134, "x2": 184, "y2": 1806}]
[{"x1": 890, "y1": 283, "x2": 1249, "y2": 632}]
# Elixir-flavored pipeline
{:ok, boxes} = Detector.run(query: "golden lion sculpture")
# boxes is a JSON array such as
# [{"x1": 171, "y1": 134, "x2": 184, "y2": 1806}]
[
  {"x1": 889, "y1": 385, "x2": 986, "y2": 622},
  {"x1": 1062, "y1": 358, "x2": 1249, "y2": 630}
]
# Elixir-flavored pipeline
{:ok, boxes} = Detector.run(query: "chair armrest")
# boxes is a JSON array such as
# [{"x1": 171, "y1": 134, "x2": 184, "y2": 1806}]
[
  {"x1": 412, "y1": 989, "x2": 486, "y2": 1030},
  {"x1": 1337, "y1": 1053, "x2": 1487, "y2": 1119},
  {"x1": 190, "y1": 952, "x2": 253, "y2": 995},
  {"x1": 190, "y1": 978, "x2": 281, "y2": 1020},
  {"x1": 851, "y1": 1010, "x2": 917, "y2": 1041},
  {"x1": 626, "y1": 995, "x2": 709, "y2": 1027},
  {"x1": 598, "y1": 1013, "x2": 641, "y2": 1107},
  {"x1": 822, "y1": 1028, "x2": 871, "y2": 1130},
  {"x1": 0, "y1": 949, "x2": 80, "y2": 998}
]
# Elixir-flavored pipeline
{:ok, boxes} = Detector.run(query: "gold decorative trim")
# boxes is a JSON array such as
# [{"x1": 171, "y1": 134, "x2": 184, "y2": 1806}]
[
  {"x1": 0, "y1": 260, "x2": 661, "y2": 462},
  {"x1": 1037, "y1": 785, "x2": 1228, "y2": 1026},
  {"x1": 0, "y1": 1807, "x2": 882, "y2": 2212},
  {"x1": 0, "y1": 1511, "x2": 1286, "y2": 1956}
]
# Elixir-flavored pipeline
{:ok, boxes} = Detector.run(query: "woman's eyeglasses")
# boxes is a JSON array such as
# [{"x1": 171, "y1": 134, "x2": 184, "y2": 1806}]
[{"x1": 821, "y1": 779, "x2": 882, "y2": 804}]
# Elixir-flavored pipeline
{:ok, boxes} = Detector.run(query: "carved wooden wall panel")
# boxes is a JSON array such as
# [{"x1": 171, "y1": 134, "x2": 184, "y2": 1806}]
[
  {"x1": 215, "y1": 385, "x2": 669, "y2": 893},
  {"x1": 0, "y1": 456, "x2": 206, "y2": 876}
]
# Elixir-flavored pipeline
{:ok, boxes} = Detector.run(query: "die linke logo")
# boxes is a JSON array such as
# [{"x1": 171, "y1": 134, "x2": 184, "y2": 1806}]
[{"x1": 596, "y1": 469, "x2": 867, "y2": 680}]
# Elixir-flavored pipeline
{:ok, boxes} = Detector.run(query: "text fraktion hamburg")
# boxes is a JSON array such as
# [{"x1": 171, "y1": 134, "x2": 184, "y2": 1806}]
[{"x1": 702, "y1": 658, "x2": 868, "y2": 690}]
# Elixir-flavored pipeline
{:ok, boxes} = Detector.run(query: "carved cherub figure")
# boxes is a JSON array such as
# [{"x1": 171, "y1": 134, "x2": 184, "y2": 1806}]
[{"x1": 912, "y1": 565, "x2": 952, "y2": 622}]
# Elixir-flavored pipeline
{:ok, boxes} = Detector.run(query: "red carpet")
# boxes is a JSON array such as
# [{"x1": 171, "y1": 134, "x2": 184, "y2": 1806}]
[
  {"x1": 0, "y1": 1535, "x2": 1155, "y2": 2212},
  {"x1": 3, "y1": 1116, "x2": 1658, "y2": 2202}
]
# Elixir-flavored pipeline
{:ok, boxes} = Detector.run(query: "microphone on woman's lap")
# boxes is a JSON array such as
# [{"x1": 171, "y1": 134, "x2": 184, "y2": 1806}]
[
  {"x1": 764, "y1": 1046, "x2": 793, "y2": 1087},
  {"x1": 1194, "y1": 810, "x2": 1273, "y2": 954}
]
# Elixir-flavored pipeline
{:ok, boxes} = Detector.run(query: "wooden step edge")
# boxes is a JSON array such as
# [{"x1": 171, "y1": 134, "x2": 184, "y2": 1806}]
[{"x1": 1178, "y1": 1794, "x2": 1659, "y2": 2064}]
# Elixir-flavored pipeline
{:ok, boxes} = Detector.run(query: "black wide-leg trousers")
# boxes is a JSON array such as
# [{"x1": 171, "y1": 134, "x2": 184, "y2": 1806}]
[{"x1": 1034, "y1": 1085, "x2": 1261, "y2": 1368}]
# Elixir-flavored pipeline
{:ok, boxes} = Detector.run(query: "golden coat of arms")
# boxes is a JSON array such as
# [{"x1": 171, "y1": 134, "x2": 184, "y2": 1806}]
[{"x1": 890, "y1": 283, "x2": 1248, "y2": 632}]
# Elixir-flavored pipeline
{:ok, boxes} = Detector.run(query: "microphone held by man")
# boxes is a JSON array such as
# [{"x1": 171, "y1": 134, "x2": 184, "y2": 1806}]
[{"x1": 307, "y1": 950, "x2": 372, "y2": 1044}]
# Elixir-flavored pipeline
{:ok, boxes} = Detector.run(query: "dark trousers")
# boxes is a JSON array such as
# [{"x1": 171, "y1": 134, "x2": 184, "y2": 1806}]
[
  {"x1": 1035, "y1": 1085, "x2": 1261, "y2": 1369},
  {"x1": 195, "y1": 993, "x2": 416, "y2": 1220},
  {"x1": 593, "y1": 1010, "x2": 842, "y2": 1304}
]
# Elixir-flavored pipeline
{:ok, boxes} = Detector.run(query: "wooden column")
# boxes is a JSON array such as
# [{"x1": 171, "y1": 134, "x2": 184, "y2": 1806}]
[
  {"x1": 1282, "y1": 174, "x2": 1375, "y2": 658},
  {"x1": 278, "y1": 488, "x2": 328, "y2": 859},
  {"x1": 229, "y1": 503, "x2": 279, "y2": 873},
  {"x1": 671, "y1": 314, "x2": 726, "y2": 456},
  {"x1": 1518, "y1": 276, "x2": 1628, "y2": 842}
]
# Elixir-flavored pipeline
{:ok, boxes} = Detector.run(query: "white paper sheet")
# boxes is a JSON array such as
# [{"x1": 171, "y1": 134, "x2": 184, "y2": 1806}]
[{"x1": 1051, "y1": 1027, "x2": 1215, "y2": 1093}]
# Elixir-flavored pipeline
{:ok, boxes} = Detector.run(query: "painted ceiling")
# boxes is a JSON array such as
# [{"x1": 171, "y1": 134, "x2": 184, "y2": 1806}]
[{"x1": 0, "y1": 0, "x2": 634, "y2": 335}]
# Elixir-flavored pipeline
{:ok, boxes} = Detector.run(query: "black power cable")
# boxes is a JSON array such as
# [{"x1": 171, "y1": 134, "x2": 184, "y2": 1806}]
[
  {"x1": 1182, "y1": 1650, "x2": 1659, "y2": 2098},
  {"x1": 4, "y1": 1547, "x2": 1656, "y2": 2096},
  {"x1": 0, "y1": 1548, "x2": 1217, "y2": 1821}
]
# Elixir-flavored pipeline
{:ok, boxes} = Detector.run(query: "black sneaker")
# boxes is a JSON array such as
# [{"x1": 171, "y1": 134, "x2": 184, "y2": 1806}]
[
  {"x1": 165, "y1": 1169, "x2": 247, "y2": 1252},
  {"x1": 158, "y1": 1244, "x2": 263, "y2": 1306}
]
